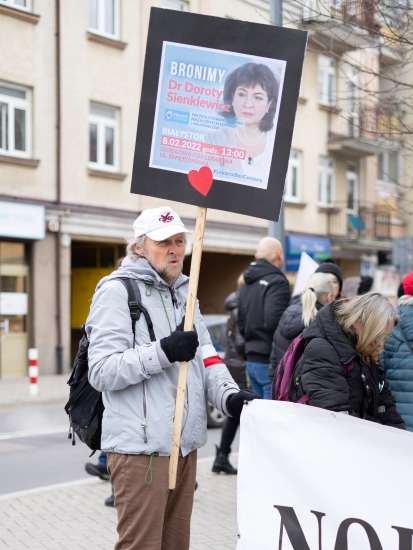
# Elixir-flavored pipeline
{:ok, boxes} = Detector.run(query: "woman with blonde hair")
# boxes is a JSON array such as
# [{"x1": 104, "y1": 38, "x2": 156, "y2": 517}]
[
  {"x1": 268, "y1": 273, "x2": 333, "y2": 382},
  {"x1": 290, "y1": 292, "x2": 405, "y2": 428}
]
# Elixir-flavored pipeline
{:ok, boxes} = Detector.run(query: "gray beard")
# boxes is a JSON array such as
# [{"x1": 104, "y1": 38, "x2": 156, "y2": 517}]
[{"x1": 148, "y1": 261, "x2": 182, "y2": 287}]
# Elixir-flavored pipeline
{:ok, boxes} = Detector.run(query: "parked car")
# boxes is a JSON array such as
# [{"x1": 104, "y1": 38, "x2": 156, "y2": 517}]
[{"x1": 203, "y1": 314, "x2": 228, "y2": 428}]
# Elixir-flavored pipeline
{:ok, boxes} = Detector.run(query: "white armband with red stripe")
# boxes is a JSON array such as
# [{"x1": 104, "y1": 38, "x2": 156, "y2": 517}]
[{"x1": 202, "y1": 344, "x2": 225, "y2": 369}]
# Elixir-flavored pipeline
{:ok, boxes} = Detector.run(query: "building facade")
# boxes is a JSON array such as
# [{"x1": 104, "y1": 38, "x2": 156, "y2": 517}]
[{"x1": 0, "y1": 0, "x2": 409, "y2": 376}]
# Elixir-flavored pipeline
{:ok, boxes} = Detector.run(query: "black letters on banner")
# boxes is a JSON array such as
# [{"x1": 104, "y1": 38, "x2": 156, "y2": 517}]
[
  {"x1": 274, "y1": 505, "x2": 325, "y2": 550},
  {"x1": 334, "y1": 518, "x2": 383, "y2": 550},
  {"x1": 392, "y1": 525, "x2": 413, "y2": 550},
  {"x1": 131, "y1": 8, "x2": 307, "y2": 222},
  {"x1": 274, "y1": 505, "x2": 413, "y2": 550}
]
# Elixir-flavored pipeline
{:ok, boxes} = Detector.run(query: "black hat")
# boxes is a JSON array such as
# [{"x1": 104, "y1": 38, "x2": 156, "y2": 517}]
[
  {"x1": 315, "y1": 262, "x2": 343, "y2": 291},
  {"x1": 358, "y1": 276, "x2": 373, "y2": 295}
]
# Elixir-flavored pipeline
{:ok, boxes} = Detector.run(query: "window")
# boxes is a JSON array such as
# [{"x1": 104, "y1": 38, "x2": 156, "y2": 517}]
[
  {"x1": 284, "y1": 150, "x2": 302, "y2": 201},
  {"x1": 161, "y1": 0, "x2": 189, "y2": 9},
  {"x1": 318, "y1": 157, "x2": 334, "y2": 206},
  {"x1": 89, "y1": 0, "x2": 119, "y2": 38},
  {"x1": 0, "y1": 0, "x2": 30, "y2": 10},
  {"x1": 378, "y1": 151, "x2": 399, "y2": 184},
  {"x1": 89, "y1": 102, "x2": 119, "y2": 171},
  {"x1": 0, "y1": 83, "x2": 31, "y2": 158},
  {"x1": 346, "y1": 165, "x2": 357, "y2": 210},
  {"x1": 318, "y1": 55, "x2": 336, "y2": 107}
]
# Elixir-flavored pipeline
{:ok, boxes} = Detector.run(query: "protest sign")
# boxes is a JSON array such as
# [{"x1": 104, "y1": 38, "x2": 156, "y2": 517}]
[
  {"x1": 150, "y1": 42, "x2": 286, "y2": 192},
  {"x1": 131, "y1": 7, "x2": 307, "y2": 488},
  {"x1": 131, "y1": 7, "x2": 307, "y2": 222},
  {"x1": 292, "y1": 251, "x2": 319, "y2": 296},
  {"x1": 238, "y1": 400, "x2": 413, "y2": 549}
]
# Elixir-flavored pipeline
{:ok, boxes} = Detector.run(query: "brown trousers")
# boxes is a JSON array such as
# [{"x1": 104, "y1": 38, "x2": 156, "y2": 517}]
[{"x1": 107, "y1": 451, "x2": 197, "y2": 550}]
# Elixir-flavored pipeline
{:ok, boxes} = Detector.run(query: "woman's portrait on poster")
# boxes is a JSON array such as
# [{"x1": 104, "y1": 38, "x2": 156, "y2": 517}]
[{"x1": 208, "y1": 62, "x2": 281, "y2": 187}]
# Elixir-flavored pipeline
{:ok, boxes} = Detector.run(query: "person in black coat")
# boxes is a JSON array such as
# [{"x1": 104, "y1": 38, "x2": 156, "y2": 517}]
[
  {"x1": 213, "y1": 279, "x2": 248, "y2": 475},
  {"x1": 290, "y1": 292, "x2": 405, "y2": 429},
  {"x1": 268, "y1": 272, "x2": 334, "y2": 383},
  {"x1": 238, "y1": 237, "x2": 290, "y2": 399},
  {"x1": 314, "y1": 261, "x2": 343, "y2": 299}
]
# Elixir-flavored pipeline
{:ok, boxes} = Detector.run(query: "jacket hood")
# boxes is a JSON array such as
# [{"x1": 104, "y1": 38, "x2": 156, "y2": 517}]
[
  {"x1": 96, "y1": 256, "x2": 189, "y2": 291},
  {"x1": 279, "y1": 302, "x2": 304, "y2": 339},
  {"x1": 224, "y1": 291, "x2": 238, "y2": 312},
  {"x1": 397, "y1": 295, "x2": 413, "y2": 307},
  {"x1": 280, "y1": 300, "x2": 324, "y2": 340},
  {"x1": 243, "y1": 259, "x2": 283, "y2": 284},
  {"x1": 302, "y1": 301, "x2": 358, "y2": 364}
]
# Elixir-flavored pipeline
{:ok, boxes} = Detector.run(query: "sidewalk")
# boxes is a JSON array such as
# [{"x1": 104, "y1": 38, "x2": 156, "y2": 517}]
[
  {"x1": 0, "y1": 375, "x2": 239, "y2": 548},
  {"x1": 0, "y1": 375, "x2": 69, "y2": 407},
  {"x1": 0, "y1": 455, "x2": 238, "y2": 550}
]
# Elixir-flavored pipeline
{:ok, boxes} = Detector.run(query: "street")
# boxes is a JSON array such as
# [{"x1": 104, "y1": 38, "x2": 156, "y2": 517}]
[{"x1": 0, "y1": 401, "x2": 239, "y2": 495}]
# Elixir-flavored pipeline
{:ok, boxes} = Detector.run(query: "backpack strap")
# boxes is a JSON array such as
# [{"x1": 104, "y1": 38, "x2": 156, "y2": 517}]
[{"x1": 113, "y1": 277, "x2": 156, "y2": 342}]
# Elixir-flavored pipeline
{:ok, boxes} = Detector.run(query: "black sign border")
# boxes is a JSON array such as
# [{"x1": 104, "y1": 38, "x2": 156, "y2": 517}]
[{"x1": 131, "y1": 7, "x2": 307, "y2": 222}]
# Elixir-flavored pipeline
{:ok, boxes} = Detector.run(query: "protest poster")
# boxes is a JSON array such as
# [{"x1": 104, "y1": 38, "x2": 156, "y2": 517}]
[
  {"x1": 130, "y1": 7, "x2": 307, "y2": 488},
  {"x1": 131, "y1": 8, "x2": 307, "y2": 222},
  {"x1": 292, "y1": 251, "x2": 319, "y2": 296},
  {"x1": 150, "y1": 42, "x2": 286, "y2": 191},
  {"x1": 238, "y1": 400, "x2": 413, "y2": 549}
]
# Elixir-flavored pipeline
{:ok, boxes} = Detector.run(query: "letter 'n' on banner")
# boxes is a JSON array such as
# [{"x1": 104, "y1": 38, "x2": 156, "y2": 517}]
[{"x1": 130, "y1": 7, "x2": 307, "y2": 488}]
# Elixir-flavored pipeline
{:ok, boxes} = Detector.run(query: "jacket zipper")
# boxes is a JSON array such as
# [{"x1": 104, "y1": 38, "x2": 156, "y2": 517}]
[{"x1": 142, "y1": 380, "x2": 148, "y2": 443}]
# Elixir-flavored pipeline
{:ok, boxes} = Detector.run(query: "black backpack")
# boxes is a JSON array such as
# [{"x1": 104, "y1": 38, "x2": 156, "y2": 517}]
[{"x1": 64, "y1": 277, "x2": 156, "y2": 454}]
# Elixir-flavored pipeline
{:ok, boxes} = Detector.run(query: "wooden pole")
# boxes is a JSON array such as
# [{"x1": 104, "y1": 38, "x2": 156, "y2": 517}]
[{"x1": 169, "y1": 206, "x2": 207, "y2": 489}]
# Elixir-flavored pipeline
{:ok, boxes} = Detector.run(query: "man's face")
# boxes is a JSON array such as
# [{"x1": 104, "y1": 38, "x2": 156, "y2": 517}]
[{"x1": 136, "y1": 233, "x2": 185, "y2": 285}]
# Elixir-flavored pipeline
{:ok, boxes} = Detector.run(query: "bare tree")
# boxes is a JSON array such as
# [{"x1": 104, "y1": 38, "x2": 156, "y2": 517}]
[{"x1": 279, "y1": 0, "x2": 413, "y2": 213}]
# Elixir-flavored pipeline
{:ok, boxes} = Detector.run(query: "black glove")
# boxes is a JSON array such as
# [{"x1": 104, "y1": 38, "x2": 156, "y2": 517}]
[
  {"x1": 159, "y1": 319, "x2": 199, "y2": 363},
  {"x1": 226, "y1": 390, "x2": 262, "y2": 419}
]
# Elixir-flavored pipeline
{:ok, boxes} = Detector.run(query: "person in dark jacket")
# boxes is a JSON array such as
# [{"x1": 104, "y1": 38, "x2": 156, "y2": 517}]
[
  {"x1": 342, "y1": 275, "x2": 373, "y2": 298},
  {"x1": 268, "y1": 272, "x2": 333, "y2": 383},
  {"x1": 238, "y1": 237, "x2": 290, "y2": 399},
  {"x1": 290, "y1": 292, "x2": 405, "y2": 429},
  {"x1": 381, "y1": 272, "x2": 413, "y2": 431},
  {"x1": 213, "y1": 276, "x2": 248, "y2": 475}
]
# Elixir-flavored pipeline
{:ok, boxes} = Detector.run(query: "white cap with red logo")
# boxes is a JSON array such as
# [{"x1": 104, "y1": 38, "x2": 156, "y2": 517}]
[{"x1": 133, "y1": 206, "x2": 190, "y2": 241}]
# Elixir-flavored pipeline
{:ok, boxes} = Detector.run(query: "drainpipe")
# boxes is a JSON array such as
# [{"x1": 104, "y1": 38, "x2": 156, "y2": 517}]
[{"x1": 55, "y1": 0, "x2": 63, "y2": 374}]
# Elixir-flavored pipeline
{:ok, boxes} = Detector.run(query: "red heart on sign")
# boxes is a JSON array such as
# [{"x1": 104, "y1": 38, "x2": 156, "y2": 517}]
[{"x1": 188, "y1": 166, "x2": 213, "y2": 196}]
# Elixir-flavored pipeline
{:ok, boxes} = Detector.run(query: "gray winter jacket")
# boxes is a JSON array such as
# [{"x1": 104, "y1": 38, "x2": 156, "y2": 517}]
[{"x1": 86, "y1": 256, "x2": 239, "y2": 457}]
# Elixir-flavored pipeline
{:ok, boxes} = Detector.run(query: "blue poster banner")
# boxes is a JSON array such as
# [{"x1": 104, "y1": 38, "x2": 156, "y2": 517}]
[{"x1": 150, "y1": 42, "x2": 286, "y2": 191}]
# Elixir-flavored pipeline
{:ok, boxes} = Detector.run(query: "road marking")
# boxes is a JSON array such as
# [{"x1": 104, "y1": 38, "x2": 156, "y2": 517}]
[
  {"x1": 0, "y1": 454, "x2": 237, "y2": 501},
  {"x1": 0, "y1": 478, "x2": 101, "y2": 502},
  {"x1": 0, "y1": 426, "x2": 68, "y2": 441}
]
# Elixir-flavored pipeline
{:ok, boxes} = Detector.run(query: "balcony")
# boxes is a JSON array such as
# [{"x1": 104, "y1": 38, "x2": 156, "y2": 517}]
[
  {"x1": 326, "y1": 201, "x2": 391, "y2": 243},
  {"x1": 301, "y1": 0, "x2": 378, "y2": 53},
  {"x1": 327, "y1": 103, "x2": 400, "y2": 157}
]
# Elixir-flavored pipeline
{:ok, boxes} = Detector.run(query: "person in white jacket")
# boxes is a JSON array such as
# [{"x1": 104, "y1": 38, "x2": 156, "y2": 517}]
[{"x1": 86, "y1": 205, "x2": 260, "y2": 550}]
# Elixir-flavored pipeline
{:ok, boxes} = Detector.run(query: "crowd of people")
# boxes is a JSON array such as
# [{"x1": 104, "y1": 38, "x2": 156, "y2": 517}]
[{"x1": 81, "y1": 205, "x2": 412, "y2": 549}]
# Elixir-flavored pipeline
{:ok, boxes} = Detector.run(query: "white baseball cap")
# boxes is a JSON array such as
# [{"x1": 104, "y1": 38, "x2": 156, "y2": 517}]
[{"x1": 133, "y1": 206, "x2": 190, "y2": 241}]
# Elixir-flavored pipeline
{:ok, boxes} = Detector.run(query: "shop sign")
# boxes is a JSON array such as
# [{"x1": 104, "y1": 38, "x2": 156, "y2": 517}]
[
  {"x1": 286, "y1": 235, "x2": 331, "y2": 272},
  {"x1": 0, "y1": 201, "x2": 45, "y2": 240},
  {"x1": 0, "y1": 292, "x2": 28, "y2": 315}
]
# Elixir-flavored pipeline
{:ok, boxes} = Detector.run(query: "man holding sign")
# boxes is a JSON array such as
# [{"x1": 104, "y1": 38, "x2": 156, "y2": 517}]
[{"x1": 86, "y1": 205, "x2": 260, "y2": 550}]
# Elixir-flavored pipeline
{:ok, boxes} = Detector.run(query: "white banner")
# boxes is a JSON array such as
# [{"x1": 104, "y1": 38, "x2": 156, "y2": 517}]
[
  {"x1": 237, "y1": 400, "x2": 413, "y2": 549},
  {"x1": 292, "y1": 252, "x2": 318, "y2": 296}
]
